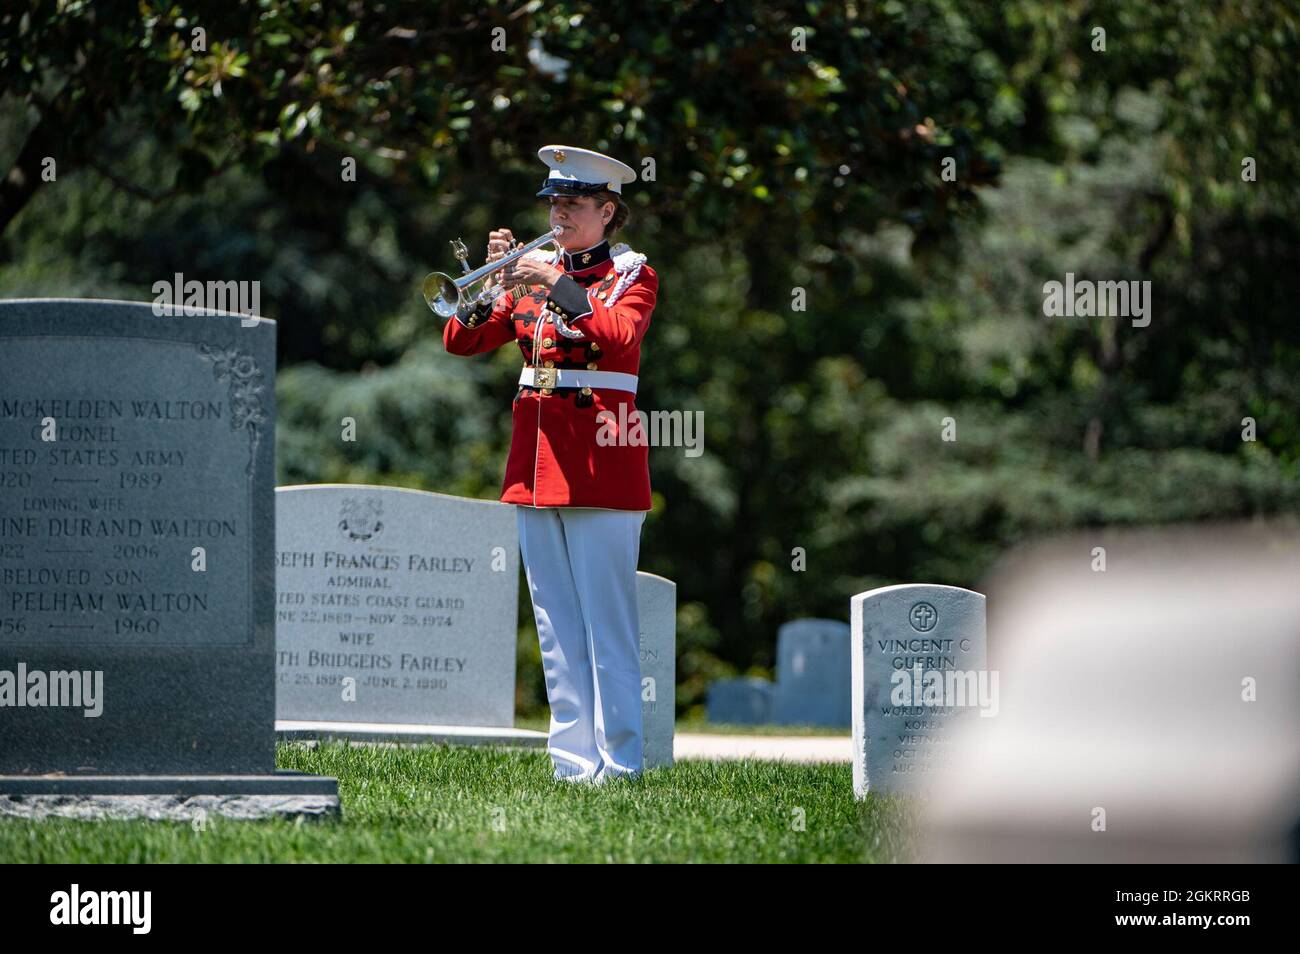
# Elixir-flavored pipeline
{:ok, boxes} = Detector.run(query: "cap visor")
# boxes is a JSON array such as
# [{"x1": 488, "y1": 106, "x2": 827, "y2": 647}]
[{"x1": 536, "y1": 180, "x2": 607, "y2": 197}]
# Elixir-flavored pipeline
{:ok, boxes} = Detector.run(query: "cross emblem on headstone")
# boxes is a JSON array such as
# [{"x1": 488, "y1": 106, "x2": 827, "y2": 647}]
[{"x1": 909, "y1": 602, "x2": 938, "y2": 632}]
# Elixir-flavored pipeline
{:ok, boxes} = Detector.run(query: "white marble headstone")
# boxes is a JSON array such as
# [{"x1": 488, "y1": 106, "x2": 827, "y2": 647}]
[
  {"x1": 637, "y1": 572, "x2": 676, "y2": 769},
  {"x1": 275, "y1": 485, "x2": 519, "y2": 727},
  {"x1": 851, "y1": 584, "x2": 987, "y2": 798}
]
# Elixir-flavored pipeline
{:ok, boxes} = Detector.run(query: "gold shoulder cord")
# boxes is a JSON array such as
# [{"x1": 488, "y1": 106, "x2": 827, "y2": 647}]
[
  {"x1": 532, "y1": 308, "x2": 543, "y2": 369},
  {"x1": 522, "y1": 240, "x2": 548, "y2": 380},
  {"x1": 487, "y1": 238, "x2": 540, "y2": 373}
]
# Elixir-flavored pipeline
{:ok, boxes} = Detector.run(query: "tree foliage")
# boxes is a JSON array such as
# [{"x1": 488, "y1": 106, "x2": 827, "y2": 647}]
[{"x1": 2, "y1": 1, "x2": 1297, "y2": 714}]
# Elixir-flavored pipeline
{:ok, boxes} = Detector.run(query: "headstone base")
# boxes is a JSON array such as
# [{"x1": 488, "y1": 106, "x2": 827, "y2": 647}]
[
  {"x1": 0, "y1": 771, "x2": 339, "y2": 821},
  {"x1": 276, "y1": 720, "x2": 548, "y2": 748}
]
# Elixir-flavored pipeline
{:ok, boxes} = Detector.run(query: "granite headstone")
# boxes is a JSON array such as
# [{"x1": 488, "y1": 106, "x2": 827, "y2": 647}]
[{"x1": 0, "y1": 299, "x2": 337, "y2": 819}]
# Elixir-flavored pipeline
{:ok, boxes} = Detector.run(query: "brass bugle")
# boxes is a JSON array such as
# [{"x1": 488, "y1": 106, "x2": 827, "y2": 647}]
[{"x1": 423, "y1": 226, "x2": 563, "y2": 318}]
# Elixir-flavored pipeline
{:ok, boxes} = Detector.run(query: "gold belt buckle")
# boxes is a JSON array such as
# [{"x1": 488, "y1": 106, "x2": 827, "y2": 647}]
[{"x1": 534, "y1": 367, "x2": 557, "y2": 389}]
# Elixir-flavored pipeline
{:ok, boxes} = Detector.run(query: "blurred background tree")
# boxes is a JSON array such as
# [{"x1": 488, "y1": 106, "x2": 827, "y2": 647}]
[{"x1": 2, "y1": 0, "x2": 1297, "y2": 717}]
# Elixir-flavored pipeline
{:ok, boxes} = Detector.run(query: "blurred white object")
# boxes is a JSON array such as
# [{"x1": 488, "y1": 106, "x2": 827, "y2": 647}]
[
  {"x1": 528, "y1": 37, "x2": 571, "y2": 82},
  {"x1": 920, "y1": 519, "x2": 1300, "y2": 863}
]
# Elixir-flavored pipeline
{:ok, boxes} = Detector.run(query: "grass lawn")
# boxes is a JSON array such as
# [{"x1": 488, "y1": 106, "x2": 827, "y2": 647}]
[
  {"x1": 0, "y1": 742, "x2": 912, "y2": 863},
  {"x1": 515, "y1": 716, "x2": 851, "y2": 737},
  {"x1": 672, "y1": 719, "x2": 851, "y2": 737}
]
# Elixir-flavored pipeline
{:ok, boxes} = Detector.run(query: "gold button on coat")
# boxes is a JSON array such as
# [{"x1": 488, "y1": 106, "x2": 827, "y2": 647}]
[
  {"x1": 544, "y1": 360, "x2": 555, "y2": 368},
  {"x1": 587, "y1": 361, "x2": 598, "y2": 370},
  {"x1": 541, "y1": 387, "x2": 553, "y2": 395},
  {"x1": 581, "y1": 387, "x2": 592, "y2": 396},
  {"x1": 542, "y1": 337, "x2": 553, "y2": 348}
]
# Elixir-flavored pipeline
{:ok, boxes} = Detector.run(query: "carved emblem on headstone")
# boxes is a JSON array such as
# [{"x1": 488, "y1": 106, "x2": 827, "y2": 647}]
[
  {"x1": 197, "y1": 343, "x2": 267, "y2": 476},
  {"x1": 909, "y1": 601, "x2": 938, "y2": 632},
  {"x1": 339, "y1": 497, "x2": 383, "y2": 541}
]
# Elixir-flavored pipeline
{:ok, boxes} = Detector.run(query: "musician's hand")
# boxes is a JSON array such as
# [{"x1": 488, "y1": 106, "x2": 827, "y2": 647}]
[
  {"x1": 487, "y1": 228, "x2": 515, "y2": 263},
  {"x1": 502, "y1": 255, "x2": 563, "y2": 289}
]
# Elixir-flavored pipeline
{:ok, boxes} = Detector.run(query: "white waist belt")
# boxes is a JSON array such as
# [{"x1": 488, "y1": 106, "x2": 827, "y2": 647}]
[{"x1": 519, "y1": 367, "x2": 639, "y2": 394}]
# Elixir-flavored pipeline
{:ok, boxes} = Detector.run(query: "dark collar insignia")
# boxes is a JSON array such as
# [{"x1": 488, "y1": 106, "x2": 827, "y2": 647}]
[{"x1": 562, "y1": 240, "x2": 611, "y2": 272}]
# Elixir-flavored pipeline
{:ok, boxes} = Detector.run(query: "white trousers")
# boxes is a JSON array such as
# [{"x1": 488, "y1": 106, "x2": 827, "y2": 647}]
[{"x1": 516, "y1": 505, "x2": 646, "y2": 782}]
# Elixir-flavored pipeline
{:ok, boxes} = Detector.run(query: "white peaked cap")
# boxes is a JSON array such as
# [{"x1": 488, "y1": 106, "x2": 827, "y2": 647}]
[{"x1": 536, "y1": 145, "x2": 637, "y2": 195}]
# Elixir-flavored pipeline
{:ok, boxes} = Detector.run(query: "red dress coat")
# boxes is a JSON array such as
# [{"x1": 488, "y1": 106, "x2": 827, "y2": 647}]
[{"x1": 442, "y1": 240, "x2": 657, "y2": 511}]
